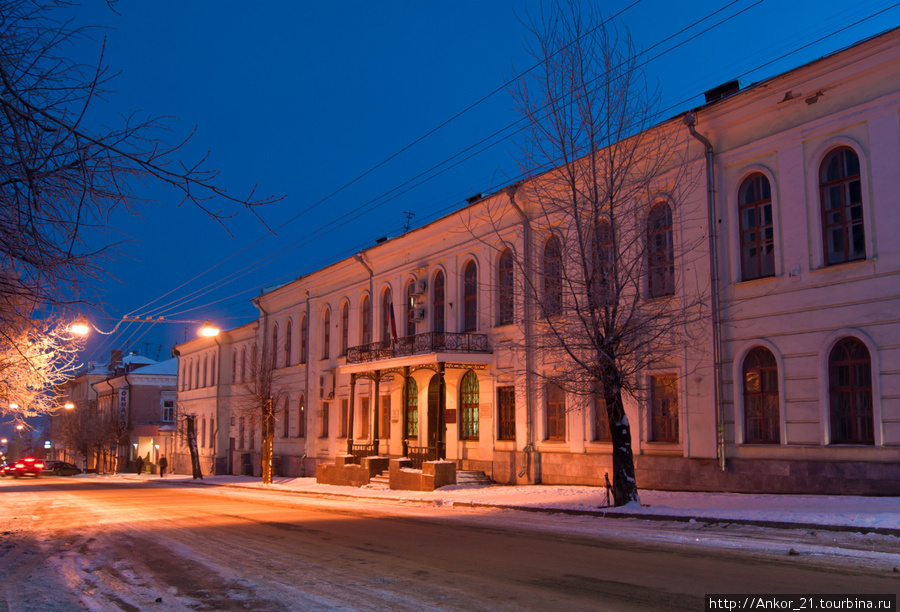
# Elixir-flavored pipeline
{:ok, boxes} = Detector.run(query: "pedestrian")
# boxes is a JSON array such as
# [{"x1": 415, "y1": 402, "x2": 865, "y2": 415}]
[
  {"x1": 136, "y1": 455, "x2": 144, "y2": 476},
  {"x1": 159, "y1": 455, "x2": 168, "y2": 478}
]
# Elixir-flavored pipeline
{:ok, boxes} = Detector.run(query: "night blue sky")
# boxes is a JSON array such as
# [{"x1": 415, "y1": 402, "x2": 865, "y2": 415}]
[{"x1": 67, "y1": 0, "x2": 900, "y2": 364}]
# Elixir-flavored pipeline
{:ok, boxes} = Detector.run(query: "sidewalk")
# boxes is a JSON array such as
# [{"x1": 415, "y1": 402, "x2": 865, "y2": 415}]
[{"x1": 103, "y1": 473, "x2": 900, "y2": 536}]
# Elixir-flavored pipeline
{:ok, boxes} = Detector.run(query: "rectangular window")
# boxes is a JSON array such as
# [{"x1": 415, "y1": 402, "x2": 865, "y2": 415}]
[
  {"x1": 249, "y1": 420, "x2": 256, "y2": 451},
  {"x1": 200, "y1": 419, "x2": 206, "y2": 448},
  {"x1": 239, "y1": 417, "x2": 245, "y2": 449},
  {"x1": 380, "y1": 396, "x2": 391, "y2": 439},
  {"x1": 360, "y1": 397, "x2": 370, "y2": 439},
  {"x1": 297, "y1": 399, "x2": 306, "y2": 438},
  {"x1": 546, "y1": 384, "x2": 566, "y2": 441},
  {"x1": 162, "y1": 400, "x2": 174, "y2": 423},
  {"x1": 320, "y1": 402, "x2": 330, "y2": 438},
  {"x1": 340, "y1": 399, "x2": 349, "y2": 438},
  {"x1": 650, "y1": 374, "x2": 679, "y2": 442},
  {"x1": 498, "y1": 386, "x2": 515, "y2": 440},
  {"x1": 209, "y1": 418, "x2": 215, "y2": 448}
]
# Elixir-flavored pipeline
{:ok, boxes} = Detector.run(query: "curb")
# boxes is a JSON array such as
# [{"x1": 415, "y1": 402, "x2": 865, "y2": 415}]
[{"x1": 129, "y1": 476, "x2": 900, "y2": 538}]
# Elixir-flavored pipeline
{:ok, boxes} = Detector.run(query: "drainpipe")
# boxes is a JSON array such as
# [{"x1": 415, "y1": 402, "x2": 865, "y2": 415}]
[
  {"x1": 507, "y1": 185, "x2": 538, "y2": 482},
  {"x1": 684, "y1": 111, "x2": 725, "y2": 472},
  {"x1": 354, "y1": 252, "x2": 376, "y2": 450},
  {"x1": 213, "y1": 333, "x2": 221, "y2": 474}
]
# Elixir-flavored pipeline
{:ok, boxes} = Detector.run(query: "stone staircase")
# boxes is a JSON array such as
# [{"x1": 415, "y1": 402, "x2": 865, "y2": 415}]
[
  {"x1": 365, "y1": 468, "x2": 493, "y2": 489},
  {"x1": 456, "y1": 470, "x2": 493, "y2": 486}
]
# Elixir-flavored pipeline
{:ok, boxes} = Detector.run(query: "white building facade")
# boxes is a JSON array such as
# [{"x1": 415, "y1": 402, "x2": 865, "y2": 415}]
[{"x1": 175, "y1": 29, "x2": 900, "y2": 494}]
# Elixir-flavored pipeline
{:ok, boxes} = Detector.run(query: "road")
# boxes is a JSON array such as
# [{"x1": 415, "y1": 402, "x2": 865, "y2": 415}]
[{"x1": 0, "y1": 477, "x2": 897, "y2": 611}]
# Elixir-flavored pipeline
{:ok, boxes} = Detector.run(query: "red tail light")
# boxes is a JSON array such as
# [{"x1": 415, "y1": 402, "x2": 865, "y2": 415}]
[
  {"x1": 34, "y1": 463, "x2": 44, "y2": 469},
  {"x1": 14, "y1": 463, "x2": 23, "y2": 468}
]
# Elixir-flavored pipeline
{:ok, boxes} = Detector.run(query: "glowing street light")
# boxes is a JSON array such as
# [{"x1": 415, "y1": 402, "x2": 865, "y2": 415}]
[
  {"x1": 9, "y1": 403, "x2": 18, "y2": 410},
  {"x1": 64, "y1": 402, "x2": 75, "y2": 410},
  {"x1": 199, "y1": 320, "x2": 220, "y2": 337},
  {"x1": 68, "y1": 318, "x2": 90, "y2": 336}
]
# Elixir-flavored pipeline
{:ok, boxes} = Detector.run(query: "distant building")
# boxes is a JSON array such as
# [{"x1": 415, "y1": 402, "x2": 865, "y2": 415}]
[
  {"x1": 174, "y1": 27, "x2": 900, "y2": 494},
  {"x1": 55, "y1": 351, "x2": 176, "y2": 473}
]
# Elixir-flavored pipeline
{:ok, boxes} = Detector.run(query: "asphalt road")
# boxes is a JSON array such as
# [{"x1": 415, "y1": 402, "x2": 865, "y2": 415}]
[{"x1": 0, "y1": 477, "x2": 896, "y2": 611}]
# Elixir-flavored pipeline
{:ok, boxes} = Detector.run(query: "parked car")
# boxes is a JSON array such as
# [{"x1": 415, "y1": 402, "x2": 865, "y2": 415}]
[
  {"x1": 0, "y1": 463, "x2": 15, "y2": 477},
  {"x1": 12, "y1": 457, "x2": 44, "y2": 478},
  {"x1": 41, "y1": 460, "x2": 81, "y2": 476}
]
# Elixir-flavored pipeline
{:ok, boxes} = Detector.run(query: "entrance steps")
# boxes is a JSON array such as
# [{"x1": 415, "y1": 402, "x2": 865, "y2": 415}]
[{"x1": 456, "y1": 470, "x2": 493, "y2": 486}]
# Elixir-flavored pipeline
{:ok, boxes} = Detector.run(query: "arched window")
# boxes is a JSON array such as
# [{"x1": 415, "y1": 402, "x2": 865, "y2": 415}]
[
  {"x1": 182, "y1": 361, "x2": 188, "y2": 391},
  {"x1": 240, "y1": 347, "x2": 247, "y2": 383},
  {"x1": 433, "y1": 271, "x2": 445, "y2": 333},
  {"x1": 250, "y1": 344, "x2": 258, "y2": 381},
  {"x1": 543, "y1": 236, "x2": 562, "y2": 316},
  {"x1": 546, "y1": 384, "x2": 566, "y2": 440},
  {"x1": 829, "y1": 338, "x2": 874, "y2": 444},
  {"x1": 463, "y1": 261, "x2": 477, "y2": 332},
  {"x1": 592, "y1": 219, "x2": 612, "y2": 307},
  {"x1": 341, "y1": 302, "x2": 349, "y2": 355},
  {"x1": 460, "y1": 370, "x2": 479, "y2": 440},
  {"x1": 282, "y1": 396, "x2": 290, "y2": 438},
  {"x1": 231, "y1": 350, "x2": 237, "y2": 384},
  {"x1": 285, "y1": 320, "x2": 292, "y2": 366},
  {"x1": 361, "y1": 295, "x2": 371, "y2": 344},
  {"x1": 297, "y1": 394, "x2": 306, "y2": 438},
  {"x1": 200, "y1": 418, "x2": 206, "y2": 448},
  {"x1": 322, "y1": 308, "x2": 331, "y2": 359},
  {"x1": 406, "y1": 280, "x2": 416, "y2": 337},
  {"x1": 210, "y1": 353, "x2": 216, "y2": 387},
  {"x1": 201, "y1": 356, "x2": 208, "y2": 388},
  {"x1": 406, "y1": 377, "x2": 418, "y2": 438},
  {"x1": 381, "y1": 288, "x2": 393, "y2": 343},
  {"x1": 739, "y1": 173, "x2": 775, "y2": 280},
  {"x1": 743, "y1": 347, "x2": 779, "y2": 443},
  {"x1": 648, "y1": 202, "x2": 674, "y2": 297},
  {"x1": 650, "y1": 374, "x2": 679, "y2": 442},
  {"x1": 820, "y1": 147, "x2": 864, "y2": 265},
  {"x1": 497, "y1": 248, "x2": 514, "y2": 325},
  {"x1": 271, "y1": 323, "x2": 279, "y2": 369},
  {"x1": 194, "y1": 359, "x2": 200, "y2": 390},
  {"x1": 300, "y1": 315, "x2": 308, "y2": 364}
]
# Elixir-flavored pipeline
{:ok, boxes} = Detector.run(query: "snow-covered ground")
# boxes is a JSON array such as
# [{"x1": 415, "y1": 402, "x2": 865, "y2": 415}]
[{"x1": 99, "y1": 473, "x2": 900, "y2": 533}]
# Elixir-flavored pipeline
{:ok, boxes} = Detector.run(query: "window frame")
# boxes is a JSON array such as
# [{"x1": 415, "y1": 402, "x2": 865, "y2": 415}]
[
  {"x1": 742, "y1": 347, "x2": 780, "y2": 444},
  {"x1": 819, "y1": 147, "x2": 865, "y2": 266},
  {"x1": 545, "y1": 384, "x2": 566, "y2": 441},
  {"x1": 459, "y1": 370, "x2": 479, "y2": 440},
  {"x1": 543, "y1": 236, "x2": 563, "y2": 317},
  {"x1": 497, "y1": 386, "x2": 515, "y2": 441},
  {"x1": 647, "y1": 201, "x2": 674, "y2": 298},
  {"x1": 463, "y1": 260, "x2": 478, "y2": 332},
  {"x1": 649, "y1": 374, "x2": 679, "y2": 442},
  {"x1": 738, "y1": 173, "x2": 775, "y2": 281},
  {"x1": 828, "y1": 337, "x2": 874, "y2": 444},
  {"x1": 497, "y1": 248, "x2": 514, "y2": 326}
]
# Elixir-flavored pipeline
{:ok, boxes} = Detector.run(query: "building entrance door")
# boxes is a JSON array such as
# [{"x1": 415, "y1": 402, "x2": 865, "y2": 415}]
[{"x1": 427, "y1": 374, "x2": 440, "y2": 449}]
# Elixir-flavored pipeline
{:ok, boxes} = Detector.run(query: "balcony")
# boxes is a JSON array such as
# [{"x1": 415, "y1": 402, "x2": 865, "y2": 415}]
[{"x1": 346, "y1": 332, "x2": 490, "y2": 365}]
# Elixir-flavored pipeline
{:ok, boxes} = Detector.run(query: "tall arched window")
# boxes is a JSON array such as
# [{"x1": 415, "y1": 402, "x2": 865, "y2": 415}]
[
  {"x1": 829, "y1": 338, "x2": 874, "y2": 444},
  {"x1": 271, "y1": 324, "x2": 279, "y2": 369},
  {"x1": 820, "y1": 147, "x2": 864, "y2": 266},
  {"x1": 182, "y1": 361, "x2": 189, "y2": 391},
  {"x1": 231, "y1": 350, "x2": 237, "y2": 384},
  {"x1": 739, "y1": 173, "x2": 774, "y2": 280},
  {"x1": 210, "y1": 354, "x2": 216, "y2": 387},
  {"x1": 284, "y1": 320, "x2": 292, "y2": 366},
  {"x1": 743, "y1": 347, "x2": 779, "y2": 443},
  {"x1": 361, "y1": 294, "x2": 371, "y2": 344},
  {"x1": 297, "y1": 394, "x2": 306, "y2": 438},
  {"x1": 406, "y1": 377, "x2": 418, "y2": 438},
  {"x1": 406, "y1": 280, "x2": 416, "y2": 337},
  {"x1": 460, "y1": 370, "x2": 479, "y2": 440},
  {"x1": 322, "y1": 308, "x2": 331, "y2": 359},
  {"x1": 592, "y1": 220, "x2": 612, "y2": 307},
  {"x1": 240, "y1": 347, "x2": 247, "y2": 383},
  {"x1": 282, "y1": 396, "x2": 290, "y2": 438},
  {"x1": 250, "y1": 344, "x2": 258, "y2": 381},
  {"x1": 463, "y1": 261, "x2": 478, "y2": 332},
  {"x1": 194, "y1": 359, "x2": 200, "y2": 390},
  {"x1": 381, "y1": 288, "x2": 393, "y2": 343},
  {"x1": 300, "y1": 315, "x2": 308, "y2": 364},
  {"x1": 497, "y1": 248, "x2": 514, "y2": 325},
  {"x1": 433, "y1": 271, "x2": 445, "y2": 333},
  {"x1": 201, "y1": 355, "x2": 208, "y2": 388},
  {"x1": 543, "y1": 236, "x2": 563, "y2": 316},
  {"x1": 341, "y1": 302, "x2": 349, "y2": 355},
  {"x1": 648, "y1": 202, "x2": 674, "y2": 297}
]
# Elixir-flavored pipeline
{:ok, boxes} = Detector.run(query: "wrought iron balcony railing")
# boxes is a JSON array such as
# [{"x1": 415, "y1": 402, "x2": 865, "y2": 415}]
[{"x1": 346, "y1": 331, "x2": 490, "y2": 364}]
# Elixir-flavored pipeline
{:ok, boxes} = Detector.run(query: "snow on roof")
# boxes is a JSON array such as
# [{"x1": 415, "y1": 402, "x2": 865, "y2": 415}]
[{"x1": 130, "y1": 357, "x2": 177, "y2": 376}]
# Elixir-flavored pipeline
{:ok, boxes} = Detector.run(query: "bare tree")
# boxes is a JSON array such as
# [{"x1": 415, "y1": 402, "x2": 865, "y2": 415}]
[
  {"x1": 482, "y1": 2, "x2": 705, "y2": 505},
  {"x1": 55, "y1": 400, "x2": 102, "y2": 470},
  {"x1": 235, "y1": 342, "x2": 287, "y2": 484},
  {"x1": 0, "y1": 1, "x2": 280, "y2": 344}
]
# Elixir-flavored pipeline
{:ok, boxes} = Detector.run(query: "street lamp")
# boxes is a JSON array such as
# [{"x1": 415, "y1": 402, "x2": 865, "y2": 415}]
[
  {"x1": 199, "y1": 320, "x2": 220, "y2": 337},
  {"x1": 68, "y1": 318, "x2": 90, "y2": 336},
  {"x1": 64, "y1": 402, "x2": 75, "y2": 410}
]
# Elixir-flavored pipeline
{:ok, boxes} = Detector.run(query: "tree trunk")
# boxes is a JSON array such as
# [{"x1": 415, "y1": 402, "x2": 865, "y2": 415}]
[
  {"x1": 186, "y1": 416, "x2": 203, "y2": 479},
  {"x1": 606, "y1": 387, "x2": 639, "y2": 506}
]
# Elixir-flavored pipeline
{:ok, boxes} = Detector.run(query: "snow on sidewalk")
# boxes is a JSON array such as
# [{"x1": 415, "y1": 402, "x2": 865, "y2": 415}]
[{"x1": 95, "y1": 472, "x2": 900, "y2": 533}]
